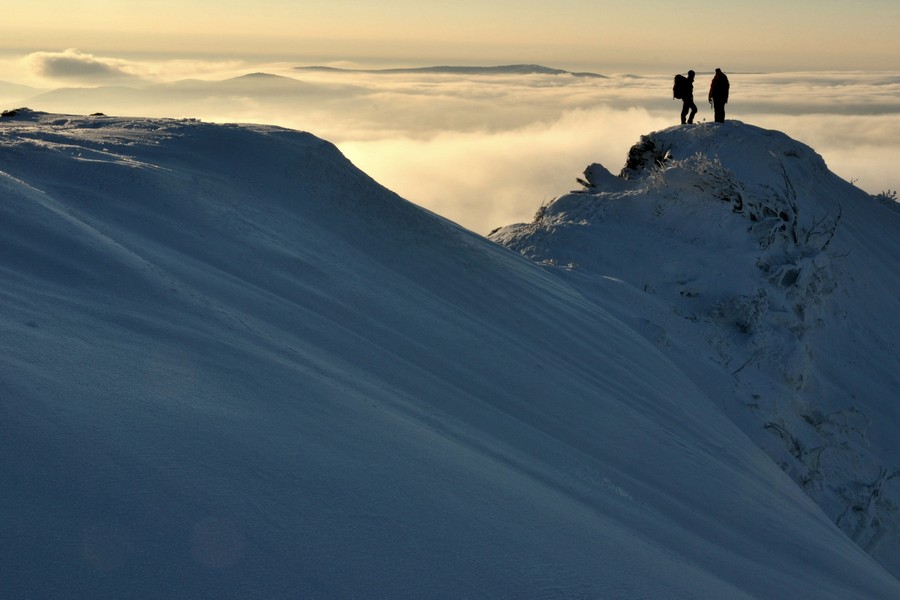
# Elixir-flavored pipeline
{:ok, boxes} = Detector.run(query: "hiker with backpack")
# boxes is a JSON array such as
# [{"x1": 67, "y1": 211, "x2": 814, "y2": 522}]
[
  {"x1": 708, "y1": 68, "x2": 730, "y2": 123},
  {"x1": 673, "y1": 70, "x2": 697, "y2": 125}
]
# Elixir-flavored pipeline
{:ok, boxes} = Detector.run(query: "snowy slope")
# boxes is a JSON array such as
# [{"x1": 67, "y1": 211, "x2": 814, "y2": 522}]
[
  {"x1": 492, "y1": 121, "x2": 900, "y2": 580},
  {"x1": 2, "y1": 110, "x2": 899, "y2": 599}
]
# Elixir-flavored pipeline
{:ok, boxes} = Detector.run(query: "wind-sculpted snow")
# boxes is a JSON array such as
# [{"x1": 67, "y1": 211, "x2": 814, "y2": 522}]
[
  {"x1": 493, "y1": 120, "x2": 900, "y2": 580},
  {"x1": 2, "y1": 110, "x2": 899, "y2": 598}
]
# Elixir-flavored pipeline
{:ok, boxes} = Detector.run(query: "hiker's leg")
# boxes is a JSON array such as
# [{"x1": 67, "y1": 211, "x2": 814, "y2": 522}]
[{"x1": 714, "y1": 101, "x2": 725, "y2": 122}]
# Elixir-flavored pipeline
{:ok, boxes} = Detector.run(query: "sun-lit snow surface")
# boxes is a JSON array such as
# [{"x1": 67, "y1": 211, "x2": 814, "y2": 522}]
[
  {"x1": 2, "y1": 110, "x2": 899, "y2": 599},
  {"x1": 493, "y1": 120, "x2": 900, "y2": 582}
]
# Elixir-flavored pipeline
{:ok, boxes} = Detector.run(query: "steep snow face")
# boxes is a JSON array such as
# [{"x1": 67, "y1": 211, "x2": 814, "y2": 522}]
[
  {"x1": 3, "y1": 111, "x2": 900, "y2": 599},
  {"x1": 492, "y1": 120, "x2": 900, "y2": 578}
]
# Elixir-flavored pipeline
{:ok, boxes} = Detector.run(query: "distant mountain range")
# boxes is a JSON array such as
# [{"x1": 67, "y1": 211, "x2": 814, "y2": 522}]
[
  {"x1": 1, "y1": 65, "x2": 606, "y2": 125},
  {"x1": 3, "y1": 66, "x2": 604, "y2": 110},
  {"x1": 294, "y1": 63, "x2": 607, "y2": 78}
]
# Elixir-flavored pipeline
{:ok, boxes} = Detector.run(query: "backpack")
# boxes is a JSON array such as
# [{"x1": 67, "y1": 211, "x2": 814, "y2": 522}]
[{"x1": 673, "y1": 74, "x2": 688, "y2": 100}]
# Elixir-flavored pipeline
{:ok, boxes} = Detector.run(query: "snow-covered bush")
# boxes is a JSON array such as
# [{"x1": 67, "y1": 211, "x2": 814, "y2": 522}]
[{"x1": 618, "y1": 135, "x2": 670, "y2": 179}]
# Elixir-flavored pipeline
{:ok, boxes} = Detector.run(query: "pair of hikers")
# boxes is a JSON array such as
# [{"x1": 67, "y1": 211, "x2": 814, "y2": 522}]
[{"x1": 673, "y1": 68, "x2": 729, "y2": 124}]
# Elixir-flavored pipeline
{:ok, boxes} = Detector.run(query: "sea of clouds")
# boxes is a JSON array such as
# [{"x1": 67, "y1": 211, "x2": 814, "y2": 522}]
[{"x1": 3, "y1": 49, "x2": 899, "y2": 233}]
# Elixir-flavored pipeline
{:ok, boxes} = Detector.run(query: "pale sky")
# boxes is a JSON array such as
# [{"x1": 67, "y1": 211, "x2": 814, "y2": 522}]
[{"x1": 4, "y1": 1, "x2": 900, "y2": 72}]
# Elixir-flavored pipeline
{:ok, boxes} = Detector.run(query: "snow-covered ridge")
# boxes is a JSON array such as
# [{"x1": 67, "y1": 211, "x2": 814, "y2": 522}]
[
  {"x1": 492, "y1": 120, "x2": 900, "y2": 579},
  {"x1": 2, "y1": 110, "x2": 899, "y2": 598}
]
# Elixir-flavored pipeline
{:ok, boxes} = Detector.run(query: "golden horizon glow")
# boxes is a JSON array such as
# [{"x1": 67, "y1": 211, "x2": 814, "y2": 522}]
[{"x1": 3, "y1": 1, "x2": 899, "y2": 72}]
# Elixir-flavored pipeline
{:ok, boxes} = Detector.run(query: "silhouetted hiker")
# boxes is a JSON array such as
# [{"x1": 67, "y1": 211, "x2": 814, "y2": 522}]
[
  {"x1": 673, "y1": 70, "x2": 697, "y2": 124},
  {"x1": 709, "y1": 68, "x2": 730, "y2": 123}
]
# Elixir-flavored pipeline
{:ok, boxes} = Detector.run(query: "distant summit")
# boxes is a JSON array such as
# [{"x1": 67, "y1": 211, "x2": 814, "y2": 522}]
[
  {"x1": 226, "y1": 72, "x2": 295, "y2": 81},
  {"x1": 295, "y1": 64, "x2": 607, "y2": 78}
]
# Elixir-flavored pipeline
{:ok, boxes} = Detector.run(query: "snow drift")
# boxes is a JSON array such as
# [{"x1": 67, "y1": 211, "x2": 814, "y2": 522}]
[{"x1": 2, "y1": 109, "x2": 899, "y2": 598}]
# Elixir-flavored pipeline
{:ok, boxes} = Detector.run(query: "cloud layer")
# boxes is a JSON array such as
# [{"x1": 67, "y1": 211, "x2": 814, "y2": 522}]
[
  {"x1": 26, "y1": 49, "x2": 147, "y2": 84},
  {"x1": 5, "y1": 57, "x2": 899, "y2": 233}
]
